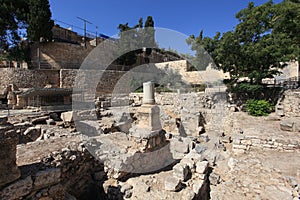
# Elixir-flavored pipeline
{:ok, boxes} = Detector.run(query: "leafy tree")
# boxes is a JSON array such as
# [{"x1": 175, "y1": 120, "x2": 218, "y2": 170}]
[
  {"x1": 0, "y1": 0, "x2": 28, "y2": 52},
  {"x1": 187, "y1": 30, "x2": 219, "y2": 71},
  {"x1": 189, "y1": 1, "x2": 299, "y2": 84},
  {"x1": 27, "y1": 0, "x2": 54, "y2": 42},
  {"x1": 0, "y1": 0, "x2": 53, "y2": 62}
]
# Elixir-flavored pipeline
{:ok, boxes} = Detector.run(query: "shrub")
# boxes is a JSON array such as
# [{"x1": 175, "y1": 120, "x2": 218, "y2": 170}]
[{"x1": 245, "y1": 99, "x2": 273, "y2": 116}]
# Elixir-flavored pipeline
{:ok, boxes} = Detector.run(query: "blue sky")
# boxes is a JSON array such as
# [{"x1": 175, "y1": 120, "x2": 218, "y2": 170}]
[{"x1": 49, "y1": 0, "x2": 283, "y2": 39}]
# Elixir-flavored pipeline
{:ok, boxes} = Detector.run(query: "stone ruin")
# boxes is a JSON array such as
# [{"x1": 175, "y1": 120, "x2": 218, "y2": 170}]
[
  {"x1": 0, "y1": 82, "x2": 300, "y2": 200},
  {"x1": 0, "y1": 117, "x2": 20, "y2": 188}
]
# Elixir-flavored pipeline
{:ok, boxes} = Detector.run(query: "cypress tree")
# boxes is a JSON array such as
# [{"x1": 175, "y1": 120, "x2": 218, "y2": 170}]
[{"x1": 27, "y1": 0, "x2": 54, "y2": 42}]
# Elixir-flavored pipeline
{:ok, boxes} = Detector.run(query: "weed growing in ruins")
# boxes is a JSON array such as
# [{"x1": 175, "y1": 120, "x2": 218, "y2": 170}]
[{"x1": 246, "y1": 99, "x2": 273, "y2": 116}]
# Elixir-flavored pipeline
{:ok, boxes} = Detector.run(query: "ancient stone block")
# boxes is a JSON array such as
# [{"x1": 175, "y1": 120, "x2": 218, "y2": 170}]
[
  {"x1": 61, "y1": 111, "x2": 74, "y2": 123},
  {"x1": 196, "y1": 161, "x2": 208, "y2": 174},
  {"x1": 173, "y1": 164, "x2": 191, "y2": 181},
  {"x1": 280, "y1": 119, "x2": 294, "y2": 132},
  {"x1": 193, "y1": 179, "x2": 204, "y2": 194},
  {"x1": 33, "y1": 168, "x2": 61, "y2": 190},
  {"x1": 164, "y1": 176, "x2": 182, "y2": 191}
]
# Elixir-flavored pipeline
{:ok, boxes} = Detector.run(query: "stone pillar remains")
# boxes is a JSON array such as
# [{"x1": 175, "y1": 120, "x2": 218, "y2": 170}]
[
  {"x1": 0, "y1": 117, "x2": 20, "y2": 188},
  {"x1": 129, "y1": 81, "x2": 165, "y2": 151},
  {"x1": 143, "y1": 81, "x2": 155, "y2": 105}
]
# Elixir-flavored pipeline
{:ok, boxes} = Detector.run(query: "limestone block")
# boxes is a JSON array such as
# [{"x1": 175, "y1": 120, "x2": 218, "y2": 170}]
[
  {"x1": 232, "y1": 144, "x2": 247, "y2": 150},
  {"x1": 233, "y1": 133, "x2": 245, "y2": 144},
  {"x1": 192, "y1": 179, "x2": 204, "y2": 194},
  {"x1": 33, "y1": 168, "x2": 61, "y2": 190},
  {"x1": 173, "y1": 164, "x2": 191, "y2": 181},
  {"x1": 61, "y1": 111, "x2": 74, "y2": 123},
  {"x1": 170, "y1": 139, "x2": 189, "y2": 155},
  {"x1": 280, "y1": 119, "x2": 294, "y2": 132},
  {"x1": 0, "y1": 176, "x2": 33, "y2": 200},
  {"x1": 76, "y1": 120, "x2": 102, "y2": 137},
  {"x1": 137, "y1": 105, "x2": 162, "y2": 131},
  {"x1": 280, "y1": 117, "x2": 300, "y2": 132},
  {"x1": 276, "y1": 104, "x2": 284, "y2": 116},
  {"x1": 196, "y1": 161, "x2": 208, "y2": 174},
  {"x1": 180, "y1": 157, "x2": 196, "y2": 171},
  {"x1": 164, "y1": 176, "x2": 182, "y2": 191}
]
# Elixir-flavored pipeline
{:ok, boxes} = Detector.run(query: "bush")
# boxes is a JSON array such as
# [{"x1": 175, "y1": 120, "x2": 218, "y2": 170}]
[{"x1": 245, "y1": 99, "x2": 273, "y2": 116}]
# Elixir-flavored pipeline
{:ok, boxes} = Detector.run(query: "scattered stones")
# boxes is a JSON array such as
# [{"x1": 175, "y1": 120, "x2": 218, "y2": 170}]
[{"x1": 196, "y1": 161, "x2": 208, "y2": 174}]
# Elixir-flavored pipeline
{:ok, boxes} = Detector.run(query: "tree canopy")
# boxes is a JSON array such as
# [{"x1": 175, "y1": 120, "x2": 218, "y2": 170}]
[
  {"x1": 116, "y1": 16, "x2": 156, "y2": 66},
  {"x1": 188, "y1": 0, "x2": 300, "y2": 84},
  {"x1": 0, "y1": 0, "x2": 28, "y2": 51},
  {"x1": 27, "y1": 0, "x2": 54, "y2": 42},
  {"x1": 0, "y1": 0, "x2": 53, "y2": 61}
]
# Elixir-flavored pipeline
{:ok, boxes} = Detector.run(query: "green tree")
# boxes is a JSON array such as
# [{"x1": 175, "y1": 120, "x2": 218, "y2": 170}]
[
  {"x1": 116, "y1": 16, "x2": 156, "y2": 66},
  {"x1": 189, "y1": 1, "x2": 299, "y2": 84},
  {"x1": 143, "y1": 16, "x2": 155, "y2": 61},
  {"x1": 0, "y1": 0, "x2": 28, "y2": 52},
  {"x1": 27, "y1": 0, "x2": 54, "y2": 42},
  {"x1": 187, "y1": 30, "x2": 219, "y2": 71}
]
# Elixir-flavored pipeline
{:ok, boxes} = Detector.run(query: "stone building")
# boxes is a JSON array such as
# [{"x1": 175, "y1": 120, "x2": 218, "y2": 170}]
[{"x1": 16, "y1": 88, "x2": 80, "y2": 110}]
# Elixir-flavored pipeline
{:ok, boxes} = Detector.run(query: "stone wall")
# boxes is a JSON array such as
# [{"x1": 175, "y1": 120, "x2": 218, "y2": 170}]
[
  {"x1": 0, "y1": 68, "x2": 128, "y2": 96},
  {"x1": 0, "y1": 146, "x2": 105, "y2": 200},
  {"x1": 129, "y1": 91, "x2": 227, "y2": 136},
  {"x1": 276, "y1": 90, "x2": 300, "y2": 117},
  {"x1": 232, "y1": 133, "x2": 300, "y2": 153},
  {"x1": 277, "y1": 61, "x2": 299, "y2": 80},
  {"x1": 60, "y1": 69, "x2": 78, "y2": 88},
  {"x1": 31, "y1": 42, "x2": 93, "y2": 69},
  {"x1": 0, "y1": 68, "x2": 60, "y2": 90},
  {"x1": 155, "y1": 60, "x2": 230, "y2": 85}
]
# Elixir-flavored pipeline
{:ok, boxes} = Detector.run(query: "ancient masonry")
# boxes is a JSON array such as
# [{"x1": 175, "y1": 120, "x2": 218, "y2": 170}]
[{"x1": 1, "y1": 81, "x2": 300, "y2": 199}]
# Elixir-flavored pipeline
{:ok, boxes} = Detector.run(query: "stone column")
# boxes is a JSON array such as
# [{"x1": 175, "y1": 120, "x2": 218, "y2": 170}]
[
  {"x1": 143, "y1": 81, "x2": 155, "y2": 105},
  {"x1": 0, "y1": 117, "x2": 20, "y2": 187},
  {"x1": 130, "y1": 81, "x2": 163, "y2": 141}
]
